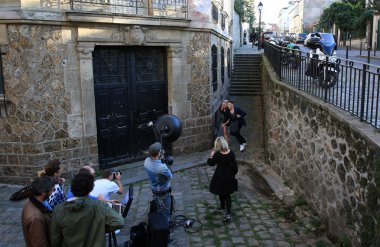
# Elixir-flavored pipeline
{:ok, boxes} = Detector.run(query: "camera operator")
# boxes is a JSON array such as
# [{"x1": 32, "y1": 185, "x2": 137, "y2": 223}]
[
  {"x1": 90, "y1": 169, "x2": 123, "y2": 201},
  {"x1": 144, "y1": 142, "x2": 172, "y2": 224}
]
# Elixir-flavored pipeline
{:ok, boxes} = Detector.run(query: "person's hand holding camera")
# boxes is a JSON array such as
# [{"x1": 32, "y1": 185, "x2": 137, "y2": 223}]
[{"x1": 114, "y1": 172, "x2": 121, "y2": 181}]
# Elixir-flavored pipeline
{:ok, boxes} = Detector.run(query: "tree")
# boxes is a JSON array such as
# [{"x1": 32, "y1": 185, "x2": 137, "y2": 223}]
[
  {"x1": 235, "y1": 0, "x2": 256, "y2": 31},
  {"x1": 342, "y1": 0, "x2": 365, "y2": 6},
  {"x1": 319, "y1": 1, "x2": 363, "y2": 45}
]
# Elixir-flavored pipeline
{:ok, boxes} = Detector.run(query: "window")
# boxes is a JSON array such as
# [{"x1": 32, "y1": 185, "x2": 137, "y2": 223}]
[
  {"x1": 221, "y1": 14, "x2": 225, "y2": 30},
  {"x1": 211, "y1": 45, "x2": 218, "y2": 93},
  {"x1": 0, "y1": 48, "x2": 3, "y2": 95},
  {"x1": 212, "y1": 3, "x2": 218, "y2": 23},
  {"x1": 227, "y1": 48, "x2": 231, "y2": 78},
  {"x1": 228, "y1": 21, "x2": 232, "y2": 35},
  {"x1": 221, "y1": 47, "x2": 225, "y2": 84}
]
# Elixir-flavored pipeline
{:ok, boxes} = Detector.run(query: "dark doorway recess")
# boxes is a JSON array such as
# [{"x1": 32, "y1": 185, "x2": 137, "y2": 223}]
[{"x1": 93, "y1": 46, "x2": 168, "y2": 169}]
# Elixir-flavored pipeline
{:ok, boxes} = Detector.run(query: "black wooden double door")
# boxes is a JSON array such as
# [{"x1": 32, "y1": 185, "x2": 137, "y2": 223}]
[{"x1": 93, "y1": 46, "x2": 167, "y2": 169}]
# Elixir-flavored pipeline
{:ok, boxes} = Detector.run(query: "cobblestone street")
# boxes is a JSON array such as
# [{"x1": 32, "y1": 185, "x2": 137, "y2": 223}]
[
  {"x1": 0, "y1": 95, "x2": 333, "y2": 247},
  {"x1": 0, "y1": 162, "x2": 332, "y2": 247}
]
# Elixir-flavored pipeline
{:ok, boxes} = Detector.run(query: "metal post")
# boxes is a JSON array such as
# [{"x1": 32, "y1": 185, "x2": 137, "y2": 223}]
[
  {"x1": 346, "y1": 46, "x2": 349, "y2": 65},
  {"x1": 258, "y1": 10, "x2": 262, "y2": 51},
  {"x1": 360, "y1": 64, "x2": 367, "y2": 121},
  {"x1": 368, "y1": 45, "x2": 371, "y2": 64},
  {"x1": 360, "y1": 42, "x2": 362, "y2": 55},
  {"x1": 350, "y1": 35, "x2": 352, "y2": 50},
  {"x1": 298, "y1": 50, "x2": 302, "y2": 90},
  {"x1": 324, "y1": 56, "x2": 329, "y2": 102},
  {"x1": 374, "y1": 42, "x2": 377, "y2": 56}
]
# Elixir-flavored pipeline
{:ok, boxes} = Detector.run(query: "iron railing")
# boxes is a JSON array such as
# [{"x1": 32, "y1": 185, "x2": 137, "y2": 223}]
[
  {"x1": 40, "y1": 0, "x2": 188, "y2": 18},
  {"x1": 264, "y1": 41, "x2": 380, "y2": 129}
]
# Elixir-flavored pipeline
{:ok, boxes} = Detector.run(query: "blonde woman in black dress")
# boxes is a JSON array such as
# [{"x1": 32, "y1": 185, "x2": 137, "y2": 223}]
[{"x1": 207, "y1": 137, "x2": 238, "y2": 222}]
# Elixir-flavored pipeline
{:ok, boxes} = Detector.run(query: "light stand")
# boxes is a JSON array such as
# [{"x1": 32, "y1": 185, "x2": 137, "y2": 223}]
[{"x1": 258, "y1": 2, "x2": 263, "y2": 50}]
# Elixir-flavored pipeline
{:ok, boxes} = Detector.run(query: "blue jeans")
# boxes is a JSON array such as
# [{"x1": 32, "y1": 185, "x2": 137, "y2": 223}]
[{"x1": 154, "y1": 193, "x2": 171, "y2": 224}]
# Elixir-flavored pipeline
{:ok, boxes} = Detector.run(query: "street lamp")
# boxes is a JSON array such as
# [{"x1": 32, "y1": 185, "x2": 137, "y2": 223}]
[{"x1": 258, "y1": 2, "x2": 263, "y2": 50}]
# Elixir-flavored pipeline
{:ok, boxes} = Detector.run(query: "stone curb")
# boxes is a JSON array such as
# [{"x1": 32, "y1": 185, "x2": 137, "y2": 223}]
[{"x1": 237, "y1": 158, "x2": 296, "y2": 206}]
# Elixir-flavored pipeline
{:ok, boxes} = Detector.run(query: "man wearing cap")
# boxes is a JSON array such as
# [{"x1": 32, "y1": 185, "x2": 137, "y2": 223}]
[{"x1": 144, "y1": 142, "x2": 173, "y2": 223}]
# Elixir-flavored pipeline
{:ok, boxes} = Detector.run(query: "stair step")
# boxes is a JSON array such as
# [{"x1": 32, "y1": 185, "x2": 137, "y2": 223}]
[
  {"x1": 230, "y1": 84, "x2": 262, "y2": 88},
  {"x1": 234, "y1": 60, "x2": 261, "y2": 63},
  {"x1": 230, "y1": 92, "x2": 261, "y2": 96},
  {"x1": 231, "y1": 53, "x2": 262, "y2": 97},
  {"x1": 231, "y1": 79, "x2": 262, "y2": 82}
]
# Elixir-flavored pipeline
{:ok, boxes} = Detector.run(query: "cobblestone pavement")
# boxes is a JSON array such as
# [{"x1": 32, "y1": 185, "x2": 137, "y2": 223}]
[
  {"x1": 0, "y1": 163, "x2": 332, "y2": 247},
  {"x1": 0, "y1": 46, "x2": 332, "y2": 246}
]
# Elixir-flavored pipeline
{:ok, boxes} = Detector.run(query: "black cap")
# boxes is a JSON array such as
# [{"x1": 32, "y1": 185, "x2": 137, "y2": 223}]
[{"x1": 148, "y1": 142, "x2": 162, "y2": 156}]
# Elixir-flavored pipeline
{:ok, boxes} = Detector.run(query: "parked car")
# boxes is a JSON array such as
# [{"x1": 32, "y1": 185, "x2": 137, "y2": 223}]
[
  {"x1": 260, "y1": 31, "x2": 277, "y2": 48},
  {"x1": 295, "y1": 33, "x2": 307, "y2": 44},
  {"x1": 304, "y1": 32, "x2": 320, "y2": 47}
]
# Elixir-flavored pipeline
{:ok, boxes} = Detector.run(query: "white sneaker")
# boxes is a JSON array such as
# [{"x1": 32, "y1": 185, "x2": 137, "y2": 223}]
[
  {"x1": 240, "y1": 144, "x2": 245, "y2": 152},
  {"x1": 243, "y1": 143, "x2": 247, "y2": 147}
]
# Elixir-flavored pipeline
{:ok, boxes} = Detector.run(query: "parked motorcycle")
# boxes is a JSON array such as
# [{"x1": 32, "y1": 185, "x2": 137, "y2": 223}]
[
  {"x1": 281, "y1": 42, "x2": 301, "y2": 69},
  {"x1": 305, "y1": 33, "x2": 340, "y2": 89}
]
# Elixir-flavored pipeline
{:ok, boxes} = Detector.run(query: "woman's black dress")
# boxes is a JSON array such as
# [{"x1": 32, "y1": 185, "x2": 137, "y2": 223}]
[{"x1": 207, "y1": 151, "x2": 238, "y2": 195}]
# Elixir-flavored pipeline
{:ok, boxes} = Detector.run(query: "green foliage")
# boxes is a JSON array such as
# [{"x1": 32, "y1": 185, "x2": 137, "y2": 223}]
[
  {"x1": 316, "y1": 240, "x2": 331, "y2": 247},
  {"x1": 319, "y1": 1, "x2": 373, "y2": 36},
  {"x1": 342, "y1": 0, "x2": 365, "y2": 7},
  {"x1": 293, "y1": 196, "x2": 308, "y2": 207},
  {"x1": 234, "y1": 0, "x2": 255, "y2": 28},
  {"x1": 337, "y1": 234, "x2": 352, "y2": 247}
]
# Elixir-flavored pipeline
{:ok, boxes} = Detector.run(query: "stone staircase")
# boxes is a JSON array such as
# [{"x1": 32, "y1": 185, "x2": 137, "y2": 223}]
[{"x1": 230, "y1": 54, "x2": 262, "y2": 96}]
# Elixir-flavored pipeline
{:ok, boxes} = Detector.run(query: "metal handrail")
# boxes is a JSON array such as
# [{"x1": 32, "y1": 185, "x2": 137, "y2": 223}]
[{"x1": 264, "y1": 41, "x2": 380, "y2": 129}]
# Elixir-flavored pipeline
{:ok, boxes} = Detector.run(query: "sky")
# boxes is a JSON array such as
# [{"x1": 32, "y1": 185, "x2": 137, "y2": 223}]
[{"x1": 256, "y1": 0, "x2": 290, "y2": 24}]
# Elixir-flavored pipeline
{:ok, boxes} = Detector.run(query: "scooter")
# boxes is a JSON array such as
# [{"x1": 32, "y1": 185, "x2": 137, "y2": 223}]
[
  {"x1": 281, "y1": 42, "x2": 301, "y2": 69},
  {"x1": 305, "y1": 33, "x2": 340, "y2": 89}
]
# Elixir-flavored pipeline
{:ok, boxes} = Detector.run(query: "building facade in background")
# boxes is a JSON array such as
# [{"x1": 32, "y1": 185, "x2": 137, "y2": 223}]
[
  {"x1": 0, "y1": 0, "x2": 237, "y2": 184},
  {"x1": 287, "y1": 0, "x2": 336, "y2": 34}
]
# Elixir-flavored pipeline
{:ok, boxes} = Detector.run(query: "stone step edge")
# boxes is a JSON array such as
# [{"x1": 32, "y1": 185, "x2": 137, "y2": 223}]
[
  {"x1": 119, "y1": 151, "x2": 209, "y2": 185},
  {"x1": 238, "y1": 158, "x2": 296, "y2": 206}
]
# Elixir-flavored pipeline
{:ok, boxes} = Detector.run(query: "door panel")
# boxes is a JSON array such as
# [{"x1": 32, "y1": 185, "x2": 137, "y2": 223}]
[{"x1": 93, "y1": 46, "x2": 167, "y2": 169}]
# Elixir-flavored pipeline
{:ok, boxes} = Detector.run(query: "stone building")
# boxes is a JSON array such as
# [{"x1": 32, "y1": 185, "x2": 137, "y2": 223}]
[
  {"x1": 288, "y1": 0, "x2": 336, "y2": 34},
  {"x1": 0, "y1": 0, "x2": 236, "y2": 184}
]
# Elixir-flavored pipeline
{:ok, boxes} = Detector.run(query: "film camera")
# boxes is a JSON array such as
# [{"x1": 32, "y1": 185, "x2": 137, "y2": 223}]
[{"x1": 112, "y1": 170, "x2": 122, "y2": 180}]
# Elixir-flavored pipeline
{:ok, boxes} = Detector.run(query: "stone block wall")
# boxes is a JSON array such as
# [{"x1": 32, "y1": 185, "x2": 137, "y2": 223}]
[
  {"x1": 0, "y1": 24, "x2": 97, "y2": 184},
  {"x1": 262, "y1": 58, "x2": 380, "y2": 246},
  {"x1": 0, "y1": 23, "x2": 231, "y2": 183},
  {"x1": 173, "y1": 32, "x2": 214, "y2": 153}
]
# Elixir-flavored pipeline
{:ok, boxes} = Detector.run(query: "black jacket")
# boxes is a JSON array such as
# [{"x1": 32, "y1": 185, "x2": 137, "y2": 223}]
[
  {"x1": 207, "y1": 151, "x2": 238, "y2": 195},
  {"x1": 223, "y1": 106, "x2": 246, "y2": 126}
]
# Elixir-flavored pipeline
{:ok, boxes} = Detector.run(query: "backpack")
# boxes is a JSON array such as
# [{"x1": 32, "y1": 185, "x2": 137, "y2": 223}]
[{"x1": 127, "y1": 222, "x2": 148, "y2": 247}]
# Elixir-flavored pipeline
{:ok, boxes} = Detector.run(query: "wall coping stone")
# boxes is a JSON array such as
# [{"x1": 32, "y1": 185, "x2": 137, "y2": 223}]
[
  {"x1": 263, "y1": 55, "x2": 380, "y2": 150},
  {"x1": 238, "y1": 157, "x2": 296, "y2": 205}
]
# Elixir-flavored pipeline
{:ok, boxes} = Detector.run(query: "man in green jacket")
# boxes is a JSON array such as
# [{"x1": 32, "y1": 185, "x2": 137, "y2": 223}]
[{"x1": 50, "y1": 173, "x2": 124, "y2": 247}]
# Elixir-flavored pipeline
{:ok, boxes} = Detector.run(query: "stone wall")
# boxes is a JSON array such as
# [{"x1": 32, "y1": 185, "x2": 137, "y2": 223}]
[
  {"x1": 0, "y1": 22, "x2": 231, "y2": 184},
  {"x1": 0, "y1": 24, "x2": 97, "y2": 184},
  {"x1": 232, "y1": 9, "x2": 241, "y2": 52},
  {"x1": 262, "y1": 57, "x2": 380, "y2": 246},
  {"x1": 174, "y1": 32, "x2": 214, "y2": 153}
]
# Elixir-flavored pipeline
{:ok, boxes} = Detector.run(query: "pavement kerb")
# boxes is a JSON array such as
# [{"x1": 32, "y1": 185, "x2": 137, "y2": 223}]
[
  {"x1": 237, "y1": 158, "x2": 296, "y2": 206},
  {"x1": 119, "y1": 150, "x2": 210, "y2": 186}
]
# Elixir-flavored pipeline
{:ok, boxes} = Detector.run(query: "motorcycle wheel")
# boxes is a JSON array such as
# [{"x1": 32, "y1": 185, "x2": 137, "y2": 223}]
[
  {"x1": 281, "y1": 52, "x2": 290, "y2": 65},
  {"x1": 318, "y1": 69, "x2": 337, "y2": 89}
]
